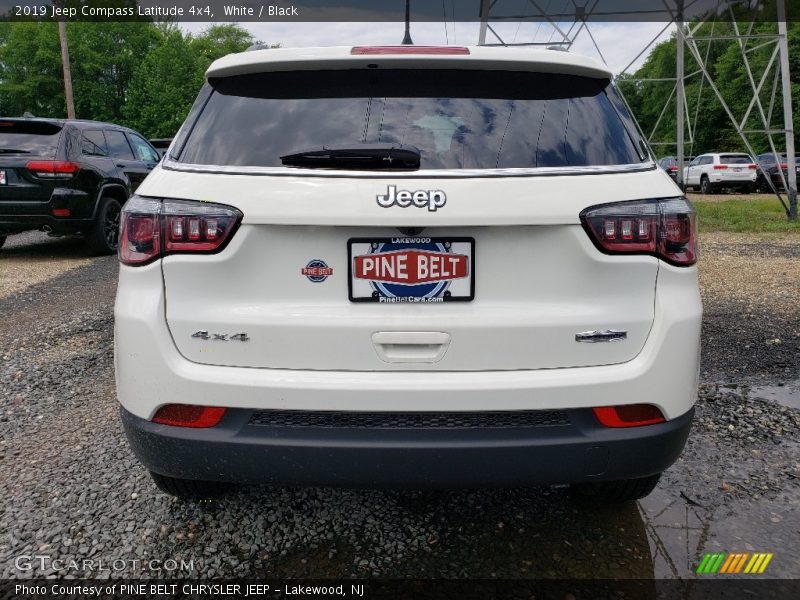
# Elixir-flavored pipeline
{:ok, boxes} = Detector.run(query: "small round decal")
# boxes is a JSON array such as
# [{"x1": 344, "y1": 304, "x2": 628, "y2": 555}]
[{"x1": 302, "y1": 259, "x2": 334, "y2": 283}]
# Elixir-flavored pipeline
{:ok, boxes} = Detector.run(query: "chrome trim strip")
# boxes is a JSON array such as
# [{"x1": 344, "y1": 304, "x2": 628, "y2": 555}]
[
  {"x1": 575, "y1": 330, "x2": 628, "y2": 343},
  {"x1": 161, "y1": 158, "x2": 656, "y2": 179}
]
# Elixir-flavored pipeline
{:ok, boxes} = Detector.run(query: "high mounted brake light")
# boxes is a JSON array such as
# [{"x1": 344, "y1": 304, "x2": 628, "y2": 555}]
[
  {"x1": 580, "y1": 197, "x2": 697, "y2": 266},
  {"x1": 119, "y1": 196, "x2": 242, "y2": 266},
  {"x1": 351, "y1": 46, "x2": 470, "y2": 55}
]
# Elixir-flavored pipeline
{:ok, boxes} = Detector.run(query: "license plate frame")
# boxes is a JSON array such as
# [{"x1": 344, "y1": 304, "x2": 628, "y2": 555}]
[{"x1": 348, "y1": 236, "x2": 475, "y2": 303}]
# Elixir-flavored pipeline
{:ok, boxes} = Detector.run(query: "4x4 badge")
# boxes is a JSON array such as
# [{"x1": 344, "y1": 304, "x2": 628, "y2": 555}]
[{"x1": 377, "y1": 185, "x2": 446, "y2": 212}]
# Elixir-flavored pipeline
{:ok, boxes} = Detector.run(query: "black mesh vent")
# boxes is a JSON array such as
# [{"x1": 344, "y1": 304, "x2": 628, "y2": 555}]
[{"x1": 248, "y1": 410, "x2": 571, "y2": 429}]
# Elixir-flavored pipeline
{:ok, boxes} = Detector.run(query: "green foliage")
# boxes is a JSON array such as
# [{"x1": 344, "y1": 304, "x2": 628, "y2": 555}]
[
  {"x1": 69, "y1": 21, "x2": 161, "y2": 123},
  {"x1": 694, "y1": 197, "x2": 800, "y2": 233},
  {"x1": 0, "y1": 21, "x2": 64, "y2": 117},
  {"x1": 618, "y1": 21, "x2": 799, "y2": 158},
  {"x1": 121, "y1": 30, "x2": 200, "y2": 138},
  {"x1": 0, "y1": 21, "x2": 261, "y2": 138}
]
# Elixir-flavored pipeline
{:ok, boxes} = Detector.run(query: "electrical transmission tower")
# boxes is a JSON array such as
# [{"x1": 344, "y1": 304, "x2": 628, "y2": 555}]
[{"x1": 477, "y1": 0, "x2": 797, "y2": 220}]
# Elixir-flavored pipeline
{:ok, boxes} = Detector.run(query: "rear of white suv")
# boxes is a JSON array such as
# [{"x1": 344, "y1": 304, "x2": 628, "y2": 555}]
[
  {"x1": 683, "y1": 153, "x2": 757, "y2": 194},
  {"x1": 115, "y1": 46, "x2": 701, "y2": 502}
]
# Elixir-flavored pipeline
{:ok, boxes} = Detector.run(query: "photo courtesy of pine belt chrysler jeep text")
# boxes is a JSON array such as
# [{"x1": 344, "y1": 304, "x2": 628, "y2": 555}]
[{"x1": 114, "y1": 45, "x2": 702, "y2": 502}]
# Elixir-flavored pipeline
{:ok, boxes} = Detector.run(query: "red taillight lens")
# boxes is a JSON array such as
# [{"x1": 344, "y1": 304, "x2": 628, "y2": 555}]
[
  {"x1": 748, "y1": 164, "x2": 757, "y2": 170},
  {"x1": 351, "y1": 46, "x2": 470, "y2": 55},
  {"x1": 152, "y1": 404, "x2": 226, "y2": 428},
  {"x1": 26, "y1": 160, "x2": 79, "y2": 178},
  {"x1": 713, "y1": 165, "x2": 728, "y2": 170},
  {"x1": 119, "y1": 196, "x2": 242, "y2": 266},
  {"x1": 580, "y1": 197, "x2": 697, "y2": 266},
  {"x1": 593, "y1": 405, "x2": 666, "y2": 428},
  {"x1": 669, "y1": 166, "x2": 678, "y2": 172}
]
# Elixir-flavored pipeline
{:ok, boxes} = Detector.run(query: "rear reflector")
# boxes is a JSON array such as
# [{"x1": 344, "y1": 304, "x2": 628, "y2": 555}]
[
  {"x1": 580, "y1": 197, "x2": 697, "y2": 266},
  {"x1": 51, "y1": 208, "x2": 71, "y2": 217},
  {"x1": 119, "y1": 196, "x2": 242, "y2": 266},
  {"x1": 26, "y1": 160, "x2": 79, "y2": 178},
  {"x1": 593, "y1": 405, "x2": 666, "y2": 428},
  {"x1": 152, "y1": 404, "x2": 226, "y2": 428},
  {"x1": 351, "y1": 46, "x2": 470, "y2": 55}
]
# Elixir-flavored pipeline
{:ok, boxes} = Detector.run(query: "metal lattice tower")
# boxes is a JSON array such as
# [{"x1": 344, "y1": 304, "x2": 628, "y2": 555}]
[{"x1": 477, "y1": 0, "x2": 797, "y2": 219}]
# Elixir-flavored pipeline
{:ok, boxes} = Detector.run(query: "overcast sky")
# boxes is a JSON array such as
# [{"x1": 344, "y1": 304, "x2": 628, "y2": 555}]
[{"x1": 182, "y1": 21, "x2": 676, "y2": 76}]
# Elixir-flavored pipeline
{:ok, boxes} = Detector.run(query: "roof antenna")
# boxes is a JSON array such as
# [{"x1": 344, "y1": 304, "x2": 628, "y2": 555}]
[{"x1": 401, "y1": 0, "x2": 414, "y2": 45}]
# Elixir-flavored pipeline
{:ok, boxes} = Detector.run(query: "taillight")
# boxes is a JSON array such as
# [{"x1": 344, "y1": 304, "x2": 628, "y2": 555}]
[
  {"x1": 748, "y1": 164, "x2": 757, "y2": 170},
  {"x1": 152, "y1": 404, "x2": 226, "y2": 428},
  {"x1": 580, "y1": 197, "x2": 697, "y2": 266},
  {"x1": 351, "y1": 46, "x2": 470, "y2": 55},
  {"x1": 119, "y1": 196, "x2": 242, "y2": 266},
  {"x1": 712, "y1": 165, "x2": 728, "y2": 170},
  {"x1": 26, "y1": 160, "x2": 79, "y2": 178},
  {"x1": 593, "y1": 405, "x2": 665, "y2": 428},
  {"x1": 669, "y1": 166, "x2": 678, "y2": 172}
]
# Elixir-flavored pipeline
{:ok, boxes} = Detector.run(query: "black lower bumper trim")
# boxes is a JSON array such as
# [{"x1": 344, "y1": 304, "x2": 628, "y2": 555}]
[{"x1": 120, "y1": 406, "x2": 694, "y2": 488}]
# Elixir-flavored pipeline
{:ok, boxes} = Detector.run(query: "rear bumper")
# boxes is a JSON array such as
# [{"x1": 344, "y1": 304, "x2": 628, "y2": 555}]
[
  {"x1": 120, "y1": 406, "x2": 694, "y2": 487},
  {"x1": 0, "y1": 188, "x2": 95, "y2": 234}
]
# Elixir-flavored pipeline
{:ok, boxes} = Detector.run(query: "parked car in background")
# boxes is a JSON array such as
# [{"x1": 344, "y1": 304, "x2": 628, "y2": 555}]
[
  {"x1": 116, "y1": 45, "x2": 701, "y2": 503},
  {"x1": 755, "y1": 152, "x2": 800, "y2": 191},
  {"x1": 683, "y1": 153, "x2": 757, "y2": 194},
  {"x1": 149, "y1": 138, "x2": 173, "y2": 159},
  {"x1": 0, "y1": 118, "x2": 160, "y2": 253},
  {"x1": 658, "y1": 156, "x2": 693, "y2": 183}
]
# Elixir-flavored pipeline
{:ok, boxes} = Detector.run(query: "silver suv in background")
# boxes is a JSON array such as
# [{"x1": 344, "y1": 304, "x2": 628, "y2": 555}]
[{"x1": 683, "y1": 153, "x2": 757, "y2": 194}]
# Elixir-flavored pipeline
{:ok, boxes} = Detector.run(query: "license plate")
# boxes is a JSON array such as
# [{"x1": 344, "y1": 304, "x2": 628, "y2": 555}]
[
  {"x1": 733, "y1": 167, "x2": 742, "y2": 172},
  {"x1": 348, "y1": 237, "x2": 475, "y2": 303},
  {"x1": 0, "y1": 170, "x2": 6, "y2": 185}
]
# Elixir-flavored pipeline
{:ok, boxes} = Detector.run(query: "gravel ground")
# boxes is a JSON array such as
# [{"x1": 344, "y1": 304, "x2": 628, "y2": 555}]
[
  {"x1": 0, "y1": 232, "x2": 92, "y2": 300},
  {"x1": 0, "y1": 232, "x2": 798, "y2": 580},
  {"x1": 699, "y1": 232, "x2": 800, "y2": 382}
]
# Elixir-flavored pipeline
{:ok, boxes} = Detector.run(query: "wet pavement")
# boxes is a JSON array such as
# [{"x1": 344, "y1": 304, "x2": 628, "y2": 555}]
[{"x1": 1, "y1": 231, "x2": 798, "y2": 583}]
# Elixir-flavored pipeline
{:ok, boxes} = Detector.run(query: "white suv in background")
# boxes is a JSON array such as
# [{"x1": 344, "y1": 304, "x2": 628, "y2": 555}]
[
  {"x1": 114, "y1": 46, "x2": 701, "y2": 502},
  {"x1": 683, "y1": 152, "x2": 757, "y2": 194}
]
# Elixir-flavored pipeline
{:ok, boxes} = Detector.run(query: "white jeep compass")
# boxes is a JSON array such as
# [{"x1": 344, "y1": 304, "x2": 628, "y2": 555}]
[{"x1": 115, "y1": 45, "x2": 701, "y2": 502}]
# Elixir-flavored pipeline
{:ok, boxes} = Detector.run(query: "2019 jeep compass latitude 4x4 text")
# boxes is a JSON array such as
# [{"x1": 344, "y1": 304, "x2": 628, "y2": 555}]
[{"x1": 115, "y1": 46, "x2": 701, "y2": 502}]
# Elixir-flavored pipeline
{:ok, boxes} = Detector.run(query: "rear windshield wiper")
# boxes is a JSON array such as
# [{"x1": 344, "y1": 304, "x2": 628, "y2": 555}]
[
  {"x1": 280, "y1": 143, "x2": 420, "y2": 170},
  {"x1": 0, "y1": 148, "x2": 31, "y2": 154}
]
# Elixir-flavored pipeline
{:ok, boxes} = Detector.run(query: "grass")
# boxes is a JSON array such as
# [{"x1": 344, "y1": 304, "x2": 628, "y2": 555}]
[{"x1": 689, "y1": 193, "x2": 800, "y2": 233}]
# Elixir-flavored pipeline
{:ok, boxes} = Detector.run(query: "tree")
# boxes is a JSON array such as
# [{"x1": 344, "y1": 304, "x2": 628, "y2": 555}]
[
  {"x1": 122, "y1": 29, "x2": 201, "y2": 138},
  {"x1": 68, "y1": 21, "x2": 160, "y2": 123},
  {"x1": 123, "y1": 24, "x2": 261, "y2": 138},
  {"x1": 618, "y1": 21, "x2": 800, "y2": 157},
  {"x1": 0, "y1": 22, "x2": 65, "y2": 117}
]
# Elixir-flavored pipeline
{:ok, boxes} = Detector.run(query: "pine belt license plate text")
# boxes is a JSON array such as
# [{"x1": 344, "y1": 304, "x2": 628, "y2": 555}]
[{"x1": 348, "y1": 237, "x2": 475, "y2": 303}]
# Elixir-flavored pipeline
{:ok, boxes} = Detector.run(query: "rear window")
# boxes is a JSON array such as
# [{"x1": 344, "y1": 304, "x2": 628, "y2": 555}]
[
  {"x1": 719, "y1": 154, "x2": 751, "y2": 164},
  {"x1": 177, "y1": 69, "x2": 645, "y2": 170},
  {"x1": 0, "y1": 121, "x2": 62, "y2": 156}
]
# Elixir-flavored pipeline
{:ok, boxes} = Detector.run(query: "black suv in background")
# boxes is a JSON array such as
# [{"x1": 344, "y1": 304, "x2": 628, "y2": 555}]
[
  {"x1": 0, "y1": 118, "x2": 160, "y2": 253},
  {"x1": 657, "y1": 156, "x2": 694, "y2": 183},
  {"x1": 755, "y1": 152, "x2": 800, "y2": 191}
]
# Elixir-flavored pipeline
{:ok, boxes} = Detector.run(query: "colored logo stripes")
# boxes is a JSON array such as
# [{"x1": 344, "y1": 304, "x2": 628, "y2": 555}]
[{"x1": 697, "y1": 552, "x2": 773, "y2": 574}]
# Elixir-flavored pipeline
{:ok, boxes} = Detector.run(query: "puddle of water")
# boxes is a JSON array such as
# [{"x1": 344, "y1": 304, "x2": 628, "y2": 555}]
[
  {"x1": 749, "y1": 380, "x2": 800, "y2": 410},
  {"x1": 639, "y1": 487, "x2": 800, "y2": 579}
]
